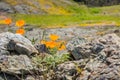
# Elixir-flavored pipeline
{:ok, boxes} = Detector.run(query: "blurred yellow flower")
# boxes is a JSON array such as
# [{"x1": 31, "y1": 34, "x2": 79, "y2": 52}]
[
  {"x1": 49, "y1": 34, "x2": 59, "y2": 41},
  {"x1": 16, "y1": 20, "x2": 25, "y2": 27},
  {"x1": 40, "y1": 40, "x2": 46, "y2": 44},
  {"x1": 16, "y1": 29, "x2": 25, "y2": 35},
  {"x1": 4, "y1": 18, "x2": 12, "y2": 25},
  {"x1": 58, "y1": 44, "x2": 66, "y2": 50}
]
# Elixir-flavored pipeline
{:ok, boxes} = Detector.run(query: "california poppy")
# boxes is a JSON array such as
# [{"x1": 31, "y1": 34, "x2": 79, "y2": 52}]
[
  {"x1": 4, "y1": 18, "x2": 12, "y2": 25},
  {"x1": 49, "y1": 34, "x2": 59, "y2": 41},
  {"x1": 16, "y1": 29, "x2": 25, "y2": 35},
  {"x1": 16, "y1": 20, "x2": 25, "y2": 27},
  {"x1": 45, "y1": 41, "x2": 58, "y2": 48},
  {"x1": 58, "y1": 44, "x2": 66, "y2": 50}
]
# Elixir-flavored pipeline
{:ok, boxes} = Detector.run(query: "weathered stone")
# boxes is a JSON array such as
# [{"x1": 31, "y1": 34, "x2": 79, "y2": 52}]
[
  {"x1": 91, "y1": 43, "x2": 104, "y2": 54},
  {"x1": 69, "y1": 33, "x2": 120, "y2": 60},
  {"x1": 76, "y1": 33, "x2": 120, "y2": 80},
  {"x1": 25, "y1": 75, "x2": 45, "y2": 80},
  {"x1": 99, "y1": 38, "x2": 106, "y2": 44},
  {"x1": 66, "y1": 37, "x2": 87, "y2": 51},
  {"x1": 53, "y1": 59, "x2": 89, "y2": 80},
  {"x1": 0, "y1": 32, "x2": 38, "y2": 56},
  {"x1": 14, "y1": 5, "x2": 30, "y2": 14},
  {"x1": 54, "y1": 61, "x2": 77, "y2": 80},
  {"x1": 0, "y1": 73, "x2": 18, "y2": 80},
  {"x1": 70, "y1": 46, "x2": 91, "y2": 60},
  {"x1": 35, "y1": 44, "x2": 49, "y2": 53},
  {"x1": 0, "y1": 55, "x2": 35, "y2": 74},
  {"x1": 0, "y1": 2, "x2": 14, "y2": 13}
]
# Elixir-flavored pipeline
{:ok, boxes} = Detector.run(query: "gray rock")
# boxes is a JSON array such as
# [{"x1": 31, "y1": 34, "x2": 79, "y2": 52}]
[
  {"x1": 66, "y1": 37, "x2": 87, "y2": 51},
  {"x1": 0, "y1": 73, "x2": 18, "y2": 80},
  {"x1": 0, "y1": 2, "x2": 14, "y2": 13},
  {"x1": 53, "y1": 59, "x2": 88, "y2": 80},
  {"x1": 25, "y1": 75, "x2": 45, "y2": 80},
  {"x1": 54, "y1": 61, "x2": 78, "y2": 80},
  {"x1": 35, "y1": 44, "x2": 49, "y2": 53},
  {"x1": 70, "y1": 45, "x2": 91, "y2": 60},
  {"x1": 0, "y1": 55, "x2": 35, "y2": 74},
  {"x1": 69, "y1": 33, "x2": 120, "y2": 60},
  {"x1": 0, "y1": 32, "x2": 38, "y2": 56},
  {"x1": 91, "y1": 43, "x2": 104, "y2": 54},
  {"x1": 14, "y1": 5, "x2": 30, "y2": 14},
  {"x1": 77, "y1": 33, "x2": 120, "y2": 80}
]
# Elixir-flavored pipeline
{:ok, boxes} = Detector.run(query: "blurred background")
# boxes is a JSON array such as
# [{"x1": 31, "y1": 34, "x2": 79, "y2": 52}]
[{"x1": 0, "y1": 0, "x2": 120, "y2": 28}]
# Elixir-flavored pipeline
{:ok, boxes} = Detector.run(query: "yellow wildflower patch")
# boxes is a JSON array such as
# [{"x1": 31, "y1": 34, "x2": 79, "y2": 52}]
[{"x1": 0, "y1": 20, "x2": 6, "y2": 24}]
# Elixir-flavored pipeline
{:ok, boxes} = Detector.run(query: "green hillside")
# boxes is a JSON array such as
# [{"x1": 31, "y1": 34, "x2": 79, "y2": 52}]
[{"x1": 1, "y1": 0, "x2": 120, "y2": 28}]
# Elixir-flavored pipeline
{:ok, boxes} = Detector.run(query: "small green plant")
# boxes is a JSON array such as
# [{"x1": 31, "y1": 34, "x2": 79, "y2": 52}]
[
  {"x1": 30, "y1": 37, "x2": 38, "y2": 44},
  {"x1": 32, "y1": 53, "x2": 70, "y2": 69}
]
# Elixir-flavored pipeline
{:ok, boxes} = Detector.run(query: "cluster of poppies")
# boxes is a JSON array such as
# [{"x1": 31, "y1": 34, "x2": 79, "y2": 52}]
[
  {"x1": 3, "y1": 18, "x2": 66, "y2": 51},
  {"x1": 41, "y1": 34, "x2": 66, "y2": 51},
  {"x1": 3, "y1": 18, "x2": 25, "y2": 35}
]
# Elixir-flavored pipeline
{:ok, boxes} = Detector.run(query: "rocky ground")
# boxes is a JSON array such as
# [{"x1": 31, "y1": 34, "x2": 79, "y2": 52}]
[
  {"x1": 0, "y1": 1, "x2": 76, "y2": 14},
  {"x1": 0, "y1": 26, "x2": 120, "y2": 80}
]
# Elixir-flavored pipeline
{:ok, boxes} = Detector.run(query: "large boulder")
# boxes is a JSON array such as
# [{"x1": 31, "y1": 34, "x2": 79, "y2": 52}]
[
  {"x1": 0, "y1": 32, "x2": 38, "y2": 56},
  {"x1": 0, "y1": 32, "x2": 39, "y2": 80}
]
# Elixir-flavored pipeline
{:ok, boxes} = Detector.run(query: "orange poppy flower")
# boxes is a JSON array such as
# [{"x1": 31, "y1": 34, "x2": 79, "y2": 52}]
[
  {"x1": 58, "y1": 44, "x2": 66, "y2": 50},
  {"x1": 45, "y1": 41, "x2": 58, "y2": 48},
  {"x1": 16, "y1": 29, "x2": 25, "y2": 35},
  {"x1": 16, "y1": 20, "x2": 25, "y2": 27},
  {"x1": 49, "y1": 34, "x2": 59, "y2": 41},
  {"x1": 4, "y1": 18, "x2": 12, "y2": 25}
]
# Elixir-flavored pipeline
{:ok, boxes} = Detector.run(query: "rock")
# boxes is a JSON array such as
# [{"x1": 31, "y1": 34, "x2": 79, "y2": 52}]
[
  {"x1": 35, "y1": 44, "x2": 49, "y2": 53},
  {"x1": 52, "y1": 59, "x2": 88, "y2": 80},
  {"x1": 25, "y1": 75, "x2": 45, "y2": 80},
  {"x1": 98, "y1": 38, "x2": 106, "y2": 44},
  {"x1": 69, "y1": 45, "x2": 91, "y2": 60},
  {"x1": 76, "y1": 33, "x2": 120, "y2": 80},
  {"x1": 66, "y1": 37, "x2": 87, "y2": 51},
  {"x1": 0, "y1": 73, "x2": 18, "y2": 80},
  {"x1": 14, "y1": 5, "x2": 30, "y2": 14},
  {"x1": 91, "y1": 43, "x2": 104, "y2": 54},
  {"x1": 113, "y1": 29, "x2": 120, "y2": 33},
  {"x1": 66, "y1": 37, "x2": 88, "y2": 60},
  {"x1": 0, "y1": 55, "x2": 35, "y2": 74},
  {"x1": 69, "y1": 33, "x2": 120, "y2": 60},
  {"x1": 0, "y1": 32, "x2": 38, "y2": 56},
  {"x1": 0, "y1": 2, "x2": 14, "y2": 13},
  {"x1": 54, "y1": 61, "x2": 78, "y2": 80}
]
